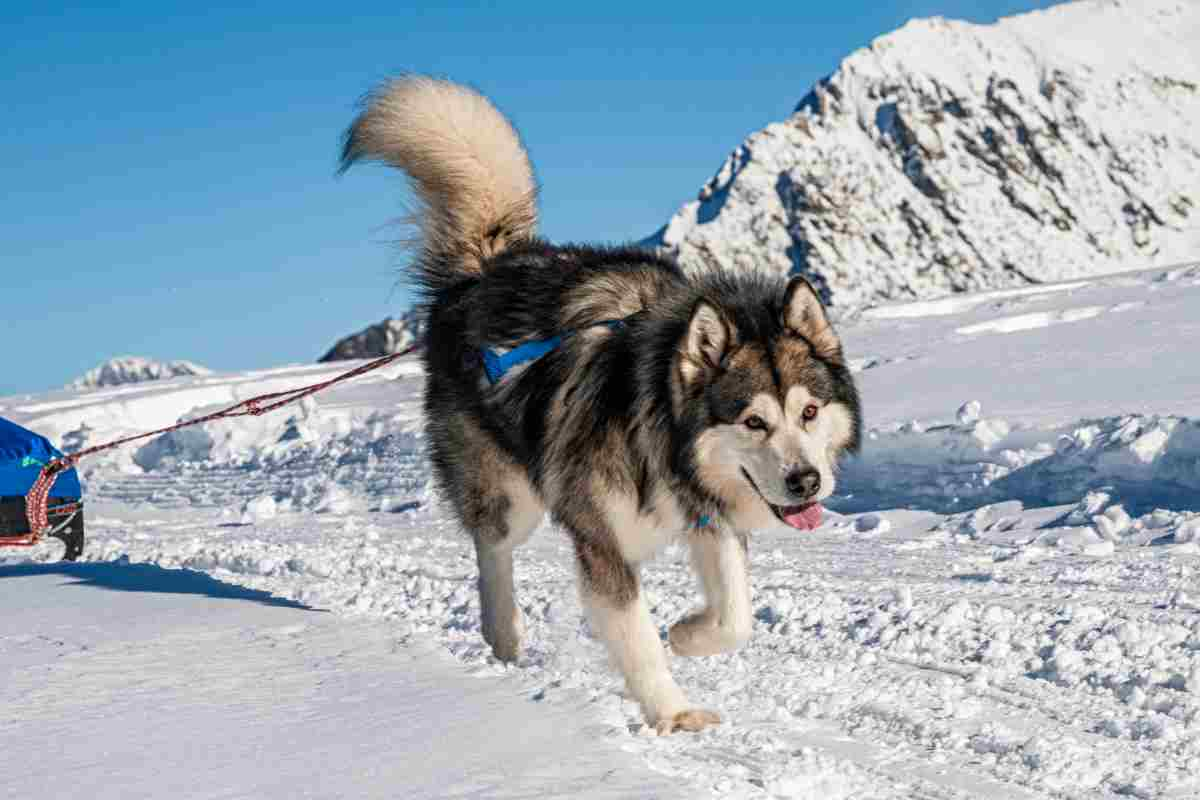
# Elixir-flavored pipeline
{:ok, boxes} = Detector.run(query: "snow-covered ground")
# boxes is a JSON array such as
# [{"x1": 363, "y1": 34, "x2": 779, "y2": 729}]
[
  {"x1": 2, "y1": 564, "x2": 678, "y2": 799},
  {"x1": 3, "y1": 263, "x2": 1199, "y2": 799}
]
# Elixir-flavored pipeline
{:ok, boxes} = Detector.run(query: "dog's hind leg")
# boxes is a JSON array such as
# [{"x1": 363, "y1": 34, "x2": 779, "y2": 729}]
[
  {"x1": 668, "y1": 529, "x2": 753, "y2": 657},
  {"x1": 574, "y1": 535, "x2": 721, "y2": 734},
  {"x1": 470, "y1": 472, "x2": 542, "y2": 663},
  {"x1": 428, "y1": 415, "x2": 543, "y2": 663}
]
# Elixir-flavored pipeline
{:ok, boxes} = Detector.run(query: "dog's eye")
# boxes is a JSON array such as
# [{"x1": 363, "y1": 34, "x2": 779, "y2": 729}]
[
  {"x1": 802, "y1": 404, "x2": 819, "y2": 421},
  {"x1": 744, "y1": 415, "x2": 768, "y2": 431}
]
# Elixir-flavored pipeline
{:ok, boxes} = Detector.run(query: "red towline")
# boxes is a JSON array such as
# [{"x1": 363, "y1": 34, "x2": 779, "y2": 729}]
[{"x1": 0, "y1": 345, "x2": 419, "y2": 550}]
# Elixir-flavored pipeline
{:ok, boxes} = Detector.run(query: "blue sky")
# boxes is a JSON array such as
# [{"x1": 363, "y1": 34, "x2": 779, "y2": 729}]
[{"x1": 1, "y1": 0, "x2": 1061, "y2": 396}]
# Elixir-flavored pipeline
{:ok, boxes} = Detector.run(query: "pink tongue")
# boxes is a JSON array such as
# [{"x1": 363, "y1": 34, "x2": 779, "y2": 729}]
[{"x1": 782, "y1": 503, "x2": 824, "y2": 531}]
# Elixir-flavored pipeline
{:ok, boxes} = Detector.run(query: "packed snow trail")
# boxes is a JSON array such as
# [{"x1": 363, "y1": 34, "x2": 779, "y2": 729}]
[
  {"x1": 1, "y1": 564, "x2": 681, "y2": 800},
  {"x1": 2, "y1": 265, "x2": 1199, "y2": 798}
]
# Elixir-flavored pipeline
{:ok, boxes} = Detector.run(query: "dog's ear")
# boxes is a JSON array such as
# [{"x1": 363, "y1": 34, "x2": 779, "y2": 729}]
[
  {"x1": 782, "y1": 277, "x2": 842, "y2": 362},
  {"x1": 679, "y1": 300, "x2": 731, "y2": 385}
]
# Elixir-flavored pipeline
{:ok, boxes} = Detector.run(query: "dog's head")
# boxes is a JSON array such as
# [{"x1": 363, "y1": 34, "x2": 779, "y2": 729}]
[{"x1": 675, "y1": 276, "x2": 861, "y2": 531}]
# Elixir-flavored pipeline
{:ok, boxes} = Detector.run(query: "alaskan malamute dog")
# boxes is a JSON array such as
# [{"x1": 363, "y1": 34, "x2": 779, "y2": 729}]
[{"x1": 342, "y1": 77, "x2": 861, "y2": 734}]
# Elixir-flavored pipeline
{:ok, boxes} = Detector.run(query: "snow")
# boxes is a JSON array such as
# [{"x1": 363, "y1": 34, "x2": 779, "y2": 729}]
[
  {"x1": 1, "y1": 563, "x2": 678, "y2": 800},
  {"x1": 2, "y1": 262, "x2": 1198, "y2": 798},
  {"x1": 650, "y1": 0, "x2": 1200, "y2": 308},
  {"x1": 69, "y1": 356, "x2": 212, "y2": 390}
]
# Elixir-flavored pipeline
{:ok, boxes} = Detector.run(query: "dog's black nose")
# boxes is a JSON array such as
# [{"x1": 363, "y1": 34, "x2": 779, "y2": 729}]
[{"x1": 785, "y1": 468, "x2": 820, "y2": 499}]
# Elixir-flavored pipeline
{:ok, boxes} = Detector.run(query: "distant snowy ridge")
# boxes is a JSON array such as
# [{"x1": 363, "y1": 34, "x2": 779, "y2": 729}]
[
  {"x1": 650, "y1": 0, "x2": 1200, "y2": 307},
  {"x1": 69, "y1": 356, "x2": 211, "y2": 390},
  {"x1": 319, "y1": 310, "x2": 425, "y2": 362}
]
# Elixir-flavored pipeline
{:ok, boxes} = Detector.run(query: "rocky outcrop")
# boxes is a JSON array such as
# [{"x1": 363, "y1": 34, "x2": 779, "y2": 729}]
[
  {"x1": 319, "y1": 311, "x2": 426, "y2": 362},
  {"x1": 650, "y1": 0, "x2": 1200, "y2": 307}
]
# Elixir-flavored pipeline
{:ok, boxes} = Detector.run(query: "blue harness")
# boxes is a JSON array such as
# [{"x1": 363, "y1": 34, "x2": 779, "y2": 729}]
[
  {"x1": 480, "y1": 320, "x2": 626, "y2": 385},
  {"x1": 478, "y1": 318, "x2": 712, "y2": 530}
]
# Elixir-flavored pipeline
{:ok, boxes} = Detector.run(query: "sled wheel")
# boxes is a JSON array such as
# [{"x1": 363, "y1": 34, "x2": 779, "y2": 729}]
[
  {"x1": 45, "y1": 503, "x2": 85, "y2": 562},
  {"x1": 49, "y1": 523, "x2": 84, "y2": 561}
]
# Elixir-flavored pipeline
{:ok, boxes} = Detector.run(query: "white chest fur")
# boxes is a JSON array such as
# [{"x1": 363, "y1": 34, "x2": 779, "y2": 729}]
[{"x1": 602, "y1": 488, "x2": 691, "y2": 565}]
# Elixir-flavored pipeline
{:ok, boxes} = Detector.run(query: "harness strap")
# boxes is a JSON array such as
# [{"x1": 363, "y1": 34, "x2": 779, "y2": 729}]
[
  {"x1": 480, "y1": 319, "x2": 626, "y2": 385},
  {"x1": 482, "y1": 335, "x2": 565, "y2": 384}
]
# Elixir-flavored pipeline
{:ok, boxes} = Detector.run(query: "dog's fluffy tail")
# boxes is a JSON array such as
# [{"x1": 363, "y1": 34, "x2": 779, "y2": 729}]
[{"x1": 340, "y1": 76, "x2": 538, "y2": 290}]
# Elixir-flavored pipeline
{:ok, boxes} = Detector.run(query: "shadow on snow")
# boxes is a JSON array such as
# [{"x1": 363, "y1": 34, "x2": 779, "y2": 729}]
[{"x1": 0, "y1": 560, "x2": 314, "y2": 610}]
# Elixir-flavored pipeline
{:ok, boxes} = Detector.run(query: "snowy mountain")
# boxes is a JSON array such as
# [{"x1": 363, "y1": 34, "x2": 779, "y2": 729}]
[
  {"x1": 319, "y1": 310, "x2": 426, "y2": 362},
  {"x1": 650, "y1": 0, "x2": 1200, "y2": 307},
  {"x1": 69, "y1": 356, "x2": 212, "y2": 390}
]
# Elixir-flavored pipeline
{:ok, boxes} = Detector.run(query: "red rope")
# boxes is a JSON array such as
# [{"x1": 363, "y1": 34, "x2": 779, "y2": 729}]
[{"x1": 3, "y1": 346, "x2": 418, "y2": 546}]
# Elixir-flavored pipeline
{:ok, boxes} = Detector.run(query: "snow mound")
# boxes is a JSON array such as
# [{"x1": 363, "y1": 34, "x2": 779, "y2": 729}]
[
  {"x1": 122, "y1": 397, "x2": 429, "y2": 515},
  {"x1": 839, "y1": 408, "x2": 1200, "y2": 516},
  {"x1": 69, "y1": 356, "x2": 212, "y2": 390},
  {"x1": 651, "y1": 0, "x2": 1200, "y2": 307},
  {"x1": 995, "y1": 414, "x2": 1200, "y2": 512}
]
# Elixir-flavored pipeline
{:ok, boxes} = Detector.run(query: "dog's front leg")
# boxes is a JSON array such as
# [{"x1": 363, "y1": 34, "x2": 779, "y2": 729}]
[
  {"x1": 574, "y1": 537, "x2": 721, "y2": 734},
  {"x1": 669, "y1": 529, "x2": 753, "y2": 657}
]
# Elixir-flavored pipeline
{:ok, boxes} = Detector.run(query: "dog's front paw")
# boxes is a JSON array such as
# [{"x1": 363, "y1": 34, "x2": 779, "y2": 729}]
[
  {"x1": 669, "y1": 612, "x2": 748, "y2": 657},
  {"x1": 482, "y1": 607, "x2": 525, "y2": 663},
  {"x1": 654, "y1": 708, "x2": 722, "y2": 735}
]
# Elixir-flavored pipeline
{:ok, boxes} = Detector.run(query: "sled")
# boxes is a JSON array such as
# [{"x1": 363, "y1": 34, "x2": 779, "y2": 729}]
[{"x1": 1, "y1": 416, "x2": 87, "y2": 561}]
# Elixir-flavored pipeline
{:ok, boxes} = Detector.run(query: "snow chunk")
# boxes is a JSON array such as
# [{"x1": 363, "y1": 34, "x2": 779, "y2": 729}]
[
  {"x1": 1065, "y1": 491, "x2": 1112, "y2": 525},
  {"x1": 1174, "y1": 518, "x2": 1200, "y2": 544},
  {"x1": 1093, "y1": 505, "x2": 1132, "y2": 541},
  {"x1": 854, "y1": 514, "x2": 891, "y2": 534},
  {"x1": 241, "y1": 495, "x2": 278, "y2": 524}
]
